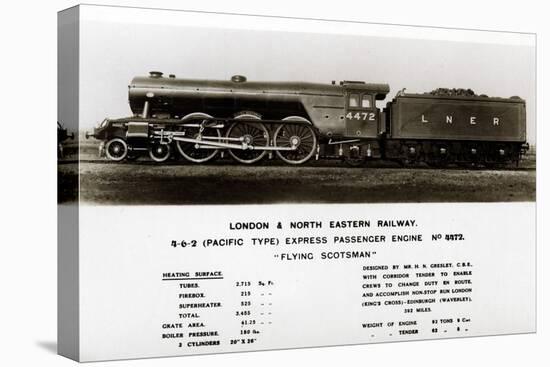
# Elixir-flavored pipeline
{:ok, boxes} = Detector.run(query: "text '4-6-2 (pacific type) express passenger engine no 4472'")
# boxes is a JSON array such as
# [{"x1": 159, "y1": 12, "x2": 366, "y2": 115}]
[{"x1": 86, "y1": 71, "x2": 529, "y2": 167}]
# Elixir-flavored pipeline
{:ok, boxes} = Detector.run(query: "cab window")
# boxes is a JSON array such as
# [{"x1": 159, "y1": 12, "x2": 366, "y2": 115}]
[
  {"x1": 362, "y1": 94, "x2": 372, "y2": 109},
  {"x1": 349, "y1": 94, "x2": 359, "y2": 108}
]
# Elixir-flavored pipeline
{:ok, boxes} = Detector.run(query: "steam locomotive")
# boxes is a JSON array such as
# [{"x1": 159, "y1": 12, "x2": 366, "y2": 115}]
[{"x1": 86, "y1": 71, "x2": 529, "y2": 167}]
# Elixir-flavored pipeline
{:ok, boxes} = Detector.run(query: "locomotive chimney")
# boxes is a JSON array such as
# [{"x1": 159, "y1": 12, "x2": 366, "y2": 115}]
[
  {"x1": 149, "y1": 71, "x2": 163, "y2": 78},
  {"x1": 231, "y1": 75, "x2": 247, "y2": 83}
]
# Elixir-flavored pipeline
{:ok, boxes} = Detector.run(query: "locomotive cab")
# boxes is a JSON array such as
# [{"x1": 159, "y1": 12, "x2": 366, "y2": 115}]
[{"x1": 342, "y1": 82, "x2": 389, "y2": 139}]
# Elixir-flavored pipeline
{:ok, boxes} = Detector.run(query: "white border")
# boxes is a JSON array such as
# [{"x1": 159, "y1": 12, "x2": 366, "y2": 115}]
[{"x1": 81, "y1": 4, "x2": 535, "y2": 46}]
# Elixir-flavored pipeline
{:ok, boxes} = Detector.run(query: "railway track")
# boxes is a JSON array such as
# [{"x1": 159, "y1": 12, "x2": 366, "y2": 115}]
[{"x1": 59, "y1": 157, "x2": 536, "y2": 171}]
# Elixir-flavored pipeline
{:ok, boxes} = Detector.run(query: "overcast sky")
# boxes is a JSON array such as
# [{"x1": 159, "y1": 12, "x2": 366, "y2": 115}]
[{"x1": 77, "y1": 9, "x2": 536, "y2": 143}]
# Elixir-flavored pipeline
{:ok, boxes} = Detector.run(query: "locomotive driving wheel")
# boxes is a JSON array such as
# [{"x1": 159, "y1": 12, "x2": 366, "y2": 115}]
[
  {"x1": 176, "y1": 112, "x2": 221, "y2": 163},
  {"x1": 148, "y1": 142, "x2": 171, "y2": 163},
  {"x1": 105, "y1": 138, "x2": 128, "y2": 161},
  {"x1": 227, "y1": 112, "x2": 269, "y2": 164},
  {"x1": 274, "y1": 116, "x2": 317, "y2": 165}
]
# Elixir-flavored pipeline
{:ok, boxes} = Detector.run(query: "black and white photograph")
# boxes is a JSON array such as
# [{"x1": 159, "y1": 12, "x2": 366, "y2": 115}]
[{"x1": 58, "y1": 5, "x2": 536, "y2": 205}]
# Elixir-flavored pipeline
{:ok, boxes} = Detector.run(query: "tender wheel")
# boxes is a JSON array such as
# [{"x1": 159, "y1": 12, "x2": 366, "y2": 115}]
[
  {"x1": 459, "y1": 144, "x2": 481, "y2": 168},
  {"x1": 227, "y1": 112, "x2": 269, "y2": 164},
  {"x1": 400, "y1": 144, "x2": 420, "y2": 167},
  {"x1": 427, "y1": 144, "x2": 450, "y2": 168},
  {"x1": 148, "y1": 142, "x2": 171, "y2": 162},
  {"x1": 105, "y1": 138, "x2": 128, "y2": 161},
  {"x1": 176, "y1": 112, "x2": 221, "y2": 163},
  {"x1": 274, "y1": 116, "x2": 317, "y2": 165}
]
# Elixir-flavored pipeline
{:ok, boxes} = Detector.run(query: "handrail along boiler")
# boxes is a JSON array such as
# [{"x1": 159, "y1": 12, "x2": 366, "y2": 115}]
[{"x1": 87, "y1": 71, "x2": 529, "y2": 166}]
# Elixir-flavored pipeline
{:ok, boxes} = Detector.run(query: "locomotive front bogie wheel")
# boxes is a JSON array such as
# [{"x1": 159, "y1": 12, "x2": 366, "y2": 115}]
[
  {"x1": 227, "y1": 112, "x2": 269, "y2": 164},
  {"x1": 176, "y1": 112, "x2": 221, "y2": 163},
  {"x1": 274, "y1": 116, "x2": 317, "y2": 165},
  {"x1": 148, "y1": 142, "x2": 171, "y2": 163},
  {"x1": 105, "y1": 138, "x2": 128, "y2": 161}
]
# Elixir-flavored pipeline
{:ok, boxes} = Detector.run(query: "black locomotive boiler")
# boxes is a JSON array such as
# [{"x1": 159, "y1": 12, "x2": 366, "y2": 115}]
[{"x1": 87, "y1": 71, "x2": 529, "y2": 167}]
